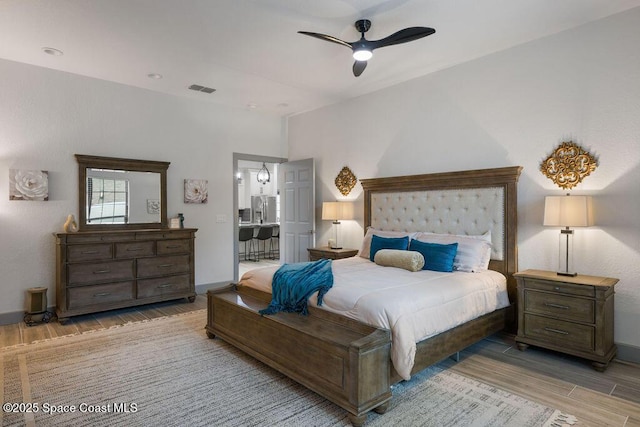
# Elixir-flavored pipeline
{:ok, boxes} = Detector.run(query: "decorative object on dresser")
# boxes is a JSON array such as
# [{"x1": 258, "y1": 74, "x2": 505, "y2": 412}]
[
  {"x1": 55, "y1": 228, "x2": 197, "y2": 323},
  {"x1": 321, "y1": 201, "x2": 354, "y2": 249},
  {"x1": 543, "y1": 194, "x2": 594, "y2": 276},
  {"x1": 540, "y1": 141, "x2": 597, "y2": 190},
  {"x1": 334, "y1": 166, "x2": 358, "y2": 196},
  {"x1": 514, "y1": 269, "x2": 617, "y2": 371},
  {"x1": 63, "y1": 214, "x2": 78, "y2": 233},
  {"x1": 308, "y1": 246, "x2": 358, "y2": 261}
]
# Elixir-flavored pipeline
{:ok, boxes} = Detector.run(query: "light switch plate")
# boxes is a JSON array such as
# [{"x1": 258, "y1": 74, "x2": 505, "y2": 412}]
[{"x1": 216, "y1": 214, "x2": 226, "y2": 223}]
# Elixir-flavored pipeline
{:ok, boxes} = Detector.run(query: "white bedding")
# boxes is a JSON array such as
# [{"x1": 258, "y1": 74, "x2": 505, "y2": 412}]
[{"x1": 239, "y1": 257, "x2": 509, "y2": 380}]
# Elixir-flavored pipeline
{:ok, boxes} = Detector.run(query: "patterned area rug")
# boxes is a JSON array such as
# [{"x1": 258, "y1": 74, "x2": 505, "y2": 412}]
[{"x1": 1, "y1": 310, "x2": 575, "y2": 426}]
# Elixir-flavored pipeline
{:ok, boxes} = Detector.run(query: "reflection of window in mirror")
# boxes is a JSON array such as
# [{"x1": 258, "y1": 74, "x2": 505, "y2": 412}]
[{"x1": 87, "y1": 177, "x2": 129, "y2": 224}]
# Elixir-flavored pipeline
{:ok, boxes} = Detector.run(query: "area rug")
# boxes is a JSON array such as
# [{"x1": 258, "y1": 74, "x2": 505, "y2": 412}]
[{"x1": 1, "y1": 310, "x2": 576, "y2": 427}]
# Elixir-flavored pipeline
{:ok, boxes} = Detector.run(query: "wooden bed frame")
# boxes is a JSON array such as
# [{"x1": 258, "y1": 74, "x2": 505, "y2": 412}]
[{"x1": 206, "y1": 166, "x2": 522, "y2": 425}]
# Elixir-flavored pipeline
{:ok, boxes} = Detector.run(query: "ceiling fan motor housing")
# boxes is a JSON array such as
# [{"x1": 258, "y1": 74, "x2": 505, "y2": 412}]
[{"x1": 355, "y1": 19, "x2": 371, "y2": 34}]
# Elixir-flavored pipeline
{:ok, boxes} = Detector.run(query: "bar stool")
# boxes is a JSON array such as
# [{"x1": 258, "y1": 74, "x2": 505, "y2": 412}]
[
  {"x1": 269, "y1": 225, "x2": 279, "y2": 259},
  {"x1": 253, "y1": 226, "x2": 273, "y2": 260},
  {"x1": 238, "y1": 227, "x2": 255, "y2": 261}
]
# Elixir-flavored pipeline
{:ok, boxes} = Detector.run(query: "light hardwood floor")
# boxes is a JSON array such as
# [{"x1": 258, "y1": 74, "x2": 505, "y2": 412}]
[{"x1": 2, "y1": 295, "x2": 639, "y2": 426}]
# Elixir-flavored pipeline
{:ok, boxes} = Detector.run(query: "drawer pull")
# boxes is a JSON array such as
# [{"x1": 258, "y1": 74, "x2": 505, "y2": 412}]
[
  {"x1": 544, "y1": 327, "x2": 569, "y2": 335},
  {"x1": 93, "y1": 292, "x2": 111, "y2": 297},
  {"x1": 93, "y1": 269, "x2": 111, "y2": 274},
  {"x1": 127, "y1": 247, "x2": 143, "y2": 252},
  {"x1": 157, "y1": 284, "x2": 173, "y2": 288},
  {"x1": 166, "y1": 245, "x2": 181, "y2": 249},
  {"x1": 82, "y1": 250, "x2": 99, "y2": 254},
  {"x1": 544, "y1": 303, "x2": 570, "y2": 310},
  {"x1": 158, "y1": 264, "x2": 173, "y2": 268}
]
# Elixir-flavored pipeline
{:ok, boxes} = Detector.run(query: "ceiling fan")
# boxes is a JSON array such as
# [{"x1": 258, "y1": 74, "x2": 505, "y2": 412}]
[{"x1": 298, "y1": 19, "x2": 436, "y2": 77}]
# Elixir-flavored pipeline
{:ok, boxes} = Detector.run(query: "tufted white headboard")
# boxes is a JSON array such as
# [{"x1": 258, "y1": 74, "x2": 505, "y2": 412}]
[
  {"x1": 360, "y1": 166, "x2": 522, "y2": 302},
  {"x1": 370, "y1": 187, "x2": 505, "y2": 260}
]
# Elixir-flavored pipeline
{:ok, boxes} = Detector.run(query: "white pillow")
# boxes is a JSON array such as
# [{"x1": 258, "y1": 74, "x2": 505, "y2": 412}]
[
  {"x1": 374, "y1": 249, "x2": 425, "y2": 272},
  {"x1": 413, "y1": 231, "x2": 492, "y2": 272},
  {"x1": 358, "y1": 227, "x2": 418, "y2": 259}
]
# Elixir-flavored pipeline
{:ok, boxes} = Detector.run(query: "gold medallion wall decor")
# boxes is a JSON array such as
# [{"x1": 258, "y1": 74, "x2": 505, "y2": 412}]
[
  {"x1": 540, "y1": 141, "x2": 598, "y2": 190},
  {"x1": 335, "y1": 166, "x2": 357, "y2": 196}
]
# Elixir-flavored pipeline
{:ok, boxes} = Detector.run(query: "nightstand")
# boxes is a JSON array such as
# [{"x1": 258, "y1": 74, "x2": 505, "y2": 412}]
[
  {"x1": 307, "y1": 246, "x2": 359, "y2": 261},
  {"x1": 514, "y1": 269, "x2": 618, "y2": 371}
]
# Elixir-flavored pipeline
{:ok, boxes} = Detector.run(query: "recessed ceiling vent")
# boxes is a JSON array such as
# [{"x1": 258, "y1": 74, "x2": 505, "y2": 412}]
[{"x1": 188, "y1": 84, "x2": 216, "y2": 94}]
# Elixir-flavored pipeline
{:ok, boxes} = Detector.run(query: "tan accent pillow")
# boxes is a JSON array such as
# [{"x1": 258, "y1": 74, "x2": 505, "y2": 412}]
[{"x1": 374, "y1": 249, "x2": 425, "y2": 272}]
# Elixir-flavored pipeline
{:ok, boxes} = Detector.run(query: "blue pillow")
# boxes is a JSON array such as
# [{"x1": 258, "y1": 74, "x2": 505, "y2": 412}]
[
  {"x1": 409, "y1": 240, "x2": 458, "y2": 272},
  {"x1": 369, "y1": 235, "x2": 409, "y2": 261}
]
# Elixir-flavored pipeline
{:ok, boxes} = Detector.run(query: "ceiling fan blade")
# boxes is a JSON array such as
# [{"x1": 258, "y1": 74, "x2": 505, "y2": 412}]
[
  {"x1": 370, "y1": 27, "x2": 436, "y2": 49},
  {"x1": 353, "y1": 60, "x2": 367, "y2": 77},
  {"x1": 298, "y1": 31, "x2": 352, "y2": 49}
]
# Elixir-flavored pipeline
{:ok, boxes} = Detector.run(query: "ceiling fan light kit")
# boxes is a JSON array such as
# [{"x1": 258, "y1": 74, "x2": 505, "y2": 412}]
[{"x1": 299, "y1": 19, "x2": 435, "y2": 77}]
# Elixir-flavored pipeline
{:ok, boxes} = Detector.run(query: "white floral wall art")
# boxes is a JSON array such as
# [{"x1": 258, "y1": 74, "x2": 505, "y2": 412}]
[
  {"x1": 147, "y1": 199, "x2": 160, "y2": 214},
  {"x1": 9, "y1": 169, "x2": 49, "y2": 201},
  {"x1": 184, "y1": 179, "x2": 208, "y2": 204}
]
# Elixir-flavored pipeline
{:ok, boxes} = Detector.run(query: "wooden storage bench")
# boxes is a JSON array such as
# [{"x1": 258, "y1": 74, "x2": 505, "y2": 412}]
[{"x1": 206, "y1": 286, "x2": 392, "y2": 426}]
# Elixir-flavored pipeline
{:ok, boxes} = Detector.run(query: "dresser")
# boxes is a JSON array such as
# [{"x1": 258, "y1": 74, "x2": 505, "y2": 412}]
[
  {"x1": 307, "y1": 246, "x2": 359, "y2": 261},
  {"x1": 55, "y1": 228, "x2": 197, "y2": 323},
  {"x1": 514, "y1": 269, "x2": 617, "y2": 371}
]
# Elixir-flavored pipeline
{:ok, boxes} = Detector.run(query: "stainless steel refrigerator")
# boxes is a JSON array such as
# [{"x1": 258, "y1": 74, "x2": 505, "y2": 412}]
[{"x1": 251, "y1": 195, "x2": 277, "y2": 224}]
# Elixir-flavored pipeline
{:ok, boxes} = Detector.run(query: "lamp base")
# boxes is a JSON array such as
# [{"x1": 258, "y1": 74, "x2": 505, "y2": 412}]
[
  {"x1": 557, "y1": 271, "x2": 577, "y2": 277},
  {"x1": 330, "y1": 246, "x2": 342, "y2": 250}
]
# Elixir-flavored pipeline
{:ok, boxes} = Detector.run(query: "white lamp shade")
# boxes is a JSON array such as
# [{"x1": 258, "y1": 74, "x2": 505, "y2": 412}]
[
  {"x1": 543, "y1": 195, "x2": 594, "y2": 227},
  {"x1": 322, "y1": 201, "x2": 354, "y2": 221}
]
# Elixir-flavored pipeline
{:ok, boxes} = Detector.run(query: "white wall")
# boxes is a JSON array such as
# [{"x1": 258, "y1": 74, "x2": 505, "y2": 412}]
[
  {"x1": 288, "y1": 9, "x2": 640, "y2": 349},
  {"x1": 0, "y1": 58, "x2": 287, "y2": 316}
]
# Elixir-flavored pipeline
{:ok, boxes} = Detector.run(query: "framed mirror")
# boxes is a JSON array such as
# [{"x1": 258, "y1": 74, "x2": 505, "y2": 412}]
[{"x1": 76, "y1": 154, "x2": 169, "y2": 231}]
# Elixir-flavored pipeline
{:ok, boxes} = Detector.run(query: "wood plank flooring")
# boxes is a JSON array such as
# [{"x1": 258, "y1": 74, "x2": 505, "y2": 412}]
[
  {"x1": 0, "y1": 295, "x2": 207, "y2": 348},
  {"x1": 2, "y1": 295, "x2": 639, "y2": 426}
]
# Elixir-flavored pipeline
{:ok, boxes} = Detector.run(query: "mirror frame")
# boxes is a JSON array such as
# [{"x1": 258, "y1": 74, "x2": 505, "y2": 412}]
[{"x1": 76, "y1": 154, "x2": 170, "y2": 231}]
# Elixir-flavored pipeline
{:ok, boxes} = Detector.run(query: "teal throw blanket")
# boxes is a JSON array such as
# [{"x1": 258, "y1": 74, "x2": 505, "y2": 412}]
[{"x1": 259, "y1": 258, "x2": 334, "y2": 316}]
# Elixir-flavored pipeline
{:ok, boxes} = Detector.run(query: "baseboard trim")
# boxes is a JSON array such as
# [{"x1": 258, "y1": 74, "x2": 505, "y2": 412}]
[
  {"x1": 616, "y1": 343, "x2": 640, "y2": 365},
  {"x1": 196, "y1": 281, "x2": 231, "y2": 294},
  {"x1": 0, "y1": 307, "x2": 56, "y2": 326},
  {"x1": 0, "y1": 282, "x2": 231, "y2": 326}
]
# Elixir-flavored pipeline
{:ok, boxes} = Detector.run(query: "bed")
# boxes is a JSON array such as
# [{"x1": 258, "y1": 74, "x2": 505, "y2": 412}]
[{"x1": 206, "y1": 166, "x2": 522, "y2": 426}]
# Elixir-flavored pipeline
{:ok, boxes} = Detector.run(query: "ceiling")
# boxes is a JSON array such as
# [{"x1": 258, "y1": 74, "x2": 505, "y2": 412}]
[{"x1": 1, "y1": 1, "x2": 639, "y2": 117}]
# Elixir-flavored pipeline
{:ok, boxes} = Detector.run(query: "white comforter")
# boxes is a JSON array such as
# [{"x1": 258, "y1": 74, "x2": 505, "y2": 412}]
[{"x1": 239, "y1": 257, "x2": 509, "y2": 380}]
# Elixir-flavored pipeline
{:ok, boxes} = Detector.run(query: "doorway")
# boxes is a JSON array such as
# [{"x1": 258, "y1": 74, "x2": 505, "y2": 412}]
[{"x1": 233, "y1": 153, "x2": 286, "y2": 282}]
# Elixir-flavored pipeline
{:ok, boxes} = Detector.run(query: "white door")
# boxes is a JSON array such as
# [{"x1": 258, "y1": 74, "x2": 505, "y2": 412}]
[{"x1": 279, "y1": 158, "x2": 315, "y2": 263}]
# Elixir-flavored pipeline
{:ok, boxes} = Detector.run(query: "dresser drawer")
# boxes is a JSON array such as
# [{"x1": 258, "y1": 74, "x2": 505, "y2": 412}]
[
  {"x1": 523, "y1": 278, "x2": 595, "y2": 298},
  {"x1": 139, "y1": 231, "x2": 193, "y2": 240},
  {"x1": 68, "y1": 260, "x2": 135, "y2": 285},
  {"x1": 524, "y1": 290, "x2": 594, "y2": 323},
  {"x1": 115, "y1": 241, "x2": 155, "y2": 258},
  {"x1": 137, "y1": 274, "x2": 191, "y2": 298},
  {"x1": 523, "y1": 314, "x2": 594, "y2": 351},
  {"x1": 68, "y1": 281, "x2": 134, "y2": 309},
  {"x1": 66, "y1": 233, "x2": 136, "y2": 244},
  {"x1": 67, "y1": 244, "x2": 113, "y2": 262},
  {"x1": 157, "y1": 239, "x2": 191, "y2": 255},
  {"x1": 137, "y1": 255, "x2": 190, "y2": 278}
]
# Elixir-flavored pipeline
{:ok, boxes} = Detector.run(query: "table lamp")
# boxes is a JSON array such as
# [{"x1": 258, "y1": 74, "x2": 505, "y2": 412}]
[
  {"x1": 543, "y1": 194, "x2": 594, "y2": 276},
  {"x1": 322, "y1": 201, "x2": 354, "y2": 249}
]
